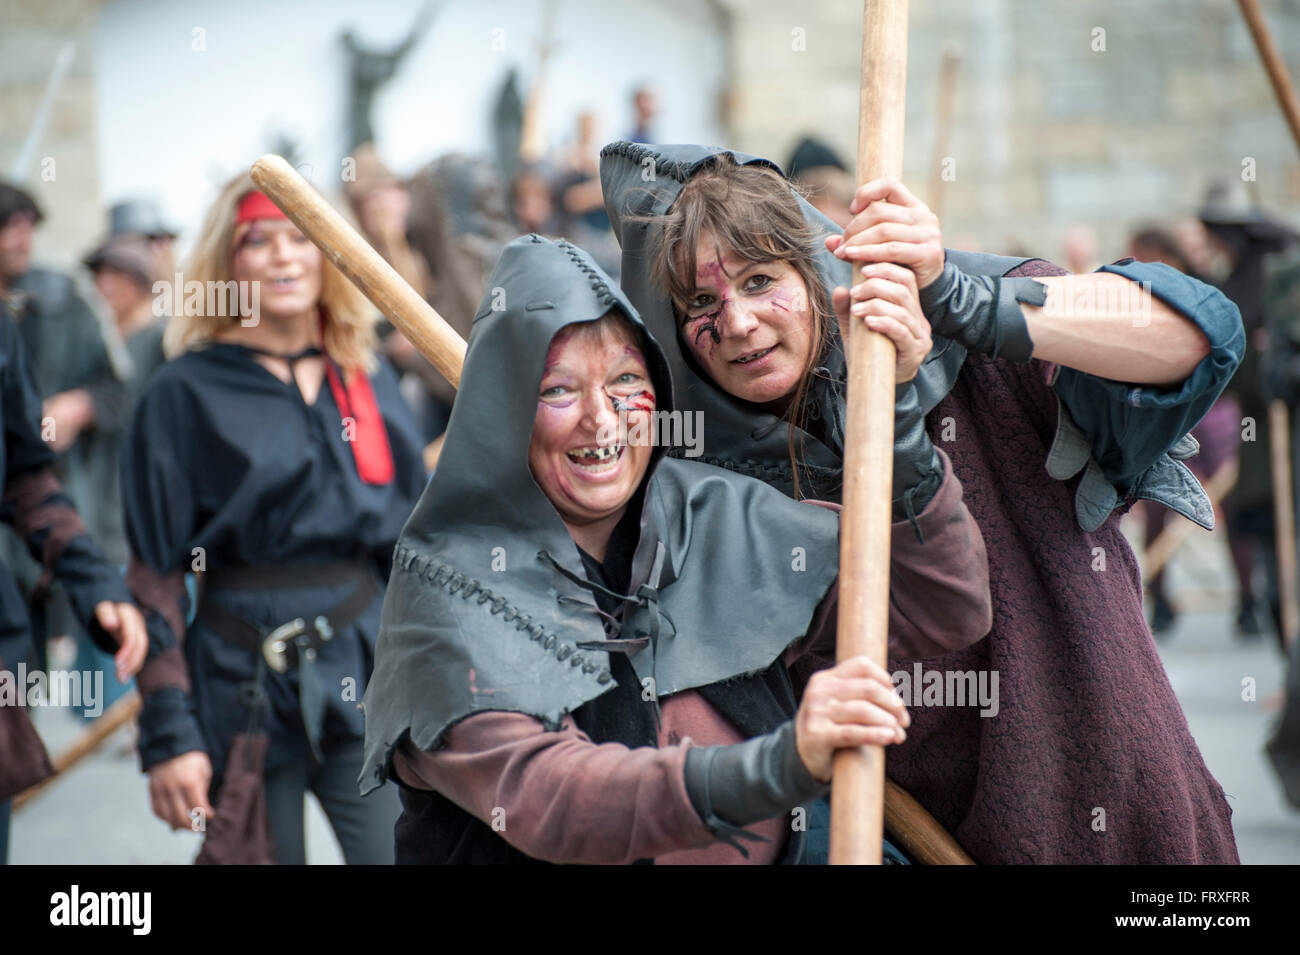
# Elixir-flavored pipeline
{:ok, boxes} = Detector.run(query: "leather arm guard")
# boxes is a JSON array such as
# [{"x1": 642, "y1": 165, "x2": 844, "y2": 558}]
[
  {"x1": 918, "y1": 260, "x2": 1048, "y2": 363},
  {"x1": 683, "y1": 721, "x2": 828, "y2": 857}
]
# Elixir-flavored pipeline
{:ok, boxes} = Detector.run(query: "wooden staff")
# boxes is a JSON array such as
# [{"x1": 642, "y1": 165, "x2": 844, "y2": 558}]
[
  {"x1": 13, "y1": 692, "x2": 142, "y2": 812},
  {"x1": 1237, "y1": 0, "x2": 1300, "y2": 647},
  {"x1": 927, "y1": 42, "x2": 960, "y2": 222},
  {"x1": 830, "y1": 0, "x2": 909, "y2": 866}
]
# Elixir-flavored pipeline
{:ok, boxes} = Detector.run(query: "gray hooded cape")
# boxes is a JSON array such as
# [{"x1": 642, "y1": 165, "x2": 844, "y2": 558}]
[{"x1": 361, "y1": 234, "x2": 840, "y2": 801}]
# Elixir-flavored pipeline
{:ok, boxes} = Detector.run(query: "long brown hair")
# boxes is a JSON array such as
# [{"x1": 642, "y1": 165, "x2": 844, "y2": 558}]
[
  {"x1": 164, "y1": 172, "x2": 378, "y2": 376},
  {"x1": 649, "y1": 153, "x2": 835, "y2": 497}
]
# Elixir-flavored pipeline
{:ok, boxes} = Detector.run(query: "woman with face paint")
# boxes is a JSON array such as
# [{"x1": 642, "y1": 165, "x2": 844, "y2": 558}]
[
  {"x1": 361, "y1": 235, "x2": 991, "y2": 864},
  {"x1": 122, "y1": 173, "x2": 426, "y2": 864},
  {"x1": 600, "y1": 143, "x2": 1244, "y2": 865}
]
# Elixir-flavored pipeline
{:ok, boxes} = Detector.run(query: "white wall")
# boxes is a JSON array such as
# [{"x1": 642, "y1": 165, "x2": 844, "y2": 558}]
[{"x1": 95, "y1": 0, "x2": 727, "y2": 251}]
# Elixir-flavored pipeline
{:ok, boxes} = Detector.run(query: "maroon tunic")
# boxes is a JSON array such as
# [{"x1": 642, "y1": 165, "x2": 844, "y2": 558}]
[{"x1": 884, "y1": 260, "x2": 1240, "y2": 864}]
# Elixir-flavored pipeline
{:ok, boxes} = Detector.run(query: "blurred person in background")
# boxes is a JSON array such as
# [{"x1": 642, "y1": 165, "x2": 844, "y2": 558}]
[
  {"x1": 1201, "y1": 182, "x2": 1300, "y2": 638},
  {"x1": 510, "y1": 162, "x2": 563, "y2": 236},
  {"x1": 627, "y1": 84, "x2": 658, "y2": 144},
  {"x1": 1128, "y1": 225, "x2": 1241, "y2": 634},
  {"x1": 343, "y1": 145, "x2": 443, "y2": 442},
  {"x1": 1062, "y1": 224, "x2": 1100, "y2": 275},
  {"x1": 0, "y1": 296, "x2": 147, "y2": 863},
  {"x1": 787, "y1": 137, "x2": 854, "y2": 228},
  {"x1": 107, "y1": 198, "x2": 179, "y2": 281},
  {"x1": 1258, "y1": 242, "x2": 1300, "y2": 808},
  {"x1": 0, "y1": 182, "x2": 127, "y2": 673},
  {"x1": 123, "y1": 174, "x2": 425, "y2": 864},
  {"x1": 343, "y1": 145, "x2": 427, "y2": 297},
  {"x1": 405, "y1": 153, "x2": 515, "y2": 438},
  {"x1": 66, "y1": 235, "x2": 169, "y2": 715},
  {"x1": 556, "y1": 111, "x2": 621, "y2": 279}
]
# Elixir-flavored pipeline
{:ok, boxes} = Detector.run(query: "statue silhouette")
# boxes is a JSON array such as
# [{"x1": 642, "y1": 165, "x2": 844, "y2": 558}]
[{"x1": 342, "y1": 4, "x2": 437, "y2": 149}]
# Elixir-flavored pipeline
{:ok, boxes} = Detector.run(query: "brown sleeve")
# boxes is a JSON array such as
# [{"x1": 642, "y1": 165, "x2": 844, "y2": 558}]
[
  {"x1": 792, "y1": 448, "x2": 992, "y2": 668},
  {"x1": 127, "y1": 559, "x2": 191, "y2": 696},
  {"x1": 392, "y1": 710, "x2": 717, "y2": 864}
]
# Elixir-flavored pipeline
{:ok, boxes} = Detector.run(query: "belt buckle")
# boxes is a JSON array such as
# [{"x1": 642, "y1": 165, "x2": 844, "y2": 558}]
[
  {"x1": 262, "y1": 617, "x2": 307, "y2": 674},
  {"x1": 261, "y1": 615, "x2": 335, "y2": 673}
]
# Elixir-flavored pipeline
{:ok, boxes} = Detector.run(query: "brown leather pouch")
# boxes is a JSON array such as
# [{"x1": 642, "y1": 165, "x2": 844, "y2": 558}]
[{"x1": 194, "y1": 732, "x2": 275, "y2": 865}]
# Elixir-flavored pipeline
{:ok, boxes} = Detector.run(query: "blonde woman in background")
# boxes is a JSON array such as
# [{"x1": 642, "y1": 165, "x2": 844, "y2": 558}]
[{"x1": 124, "y1": 173, "x2": 426, "y2": 864}]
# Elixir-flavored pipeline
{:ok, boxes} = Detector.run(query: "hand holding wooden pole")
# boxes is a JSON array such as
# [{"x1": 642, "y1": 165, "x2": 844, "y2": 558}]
[{"x1": 830, "y1": 0, "x2": 909, "y2": 866}]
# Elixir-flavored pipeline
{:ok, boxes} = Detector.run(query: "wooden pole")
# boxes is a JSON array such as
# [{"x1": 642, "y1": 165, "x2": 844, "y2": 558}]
[
  {"x1": 13, "y1": 692, "x2": 142, "y2": 812},
  {"x1": 927, "y1": 42, "x2": 960, "y2": 222},
  {"x1": 829, "y1": 0, "x2": 909, "y2": 866},
  {"x1": 1237, "y1": 0, "x2": 1300, "y2": 148},
  {"x1": 884, "y1": 779, "x2": 973, "y2": 864},
  {"x1": 1236, "y1": 0, "x2": 1300, "y2": 648}
]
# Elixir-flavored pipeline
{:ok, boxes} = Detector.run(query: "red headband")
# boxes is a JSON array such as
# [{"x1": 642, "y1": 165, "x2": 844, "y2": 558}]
[{"x1": 236, "y1": 191, "x2": 287, "y2": 224}]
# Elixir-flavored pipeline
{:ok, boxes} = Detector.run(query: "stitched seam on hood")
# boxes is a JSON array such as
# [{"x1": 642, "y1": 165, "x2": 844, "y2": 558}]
[
  {"x1": 393, "y1": 543, "x2": 612, "y2": 682},
  {"x1": 555, "y1": 239, "x2": 619, "y2": 309},
  {"x1": 599, "y1": 141, "x2": 692, "y2": 183}
]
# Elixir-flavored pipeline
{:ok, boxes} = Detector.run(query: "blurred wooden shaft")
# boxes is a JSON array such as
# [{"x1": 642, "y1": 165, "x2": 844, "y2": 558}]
[
  {"x1": 927, "y1": 43, "x2": 960, "y2": 220},
  {"x1": 1142, "y1": 459, "x2": 1239, "y2": 583},
  {"x1": 1237, "y1": 0, "x2": 1300, "y2": 151},
  {"x1": 13, "y1": 691, "x2": 142, "y2": 812}
]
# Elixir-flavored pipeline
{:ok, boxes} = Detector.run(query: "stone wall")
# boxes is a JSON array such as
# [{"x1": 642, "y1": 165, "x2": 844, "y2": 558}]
[
  {"x1": 721, "y1": 0, "x2": 1300, "y2": 262},
  {"x1": 5, "y1": 0, "x2": 1300, "y2": 268}
]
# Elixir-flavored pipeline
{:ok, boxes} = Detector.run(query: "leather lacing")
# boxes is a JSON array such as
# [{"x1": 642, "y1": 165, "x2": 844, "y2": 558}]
[{"x1": 537, "y1": 543, "x2": 676, "y2": 735}]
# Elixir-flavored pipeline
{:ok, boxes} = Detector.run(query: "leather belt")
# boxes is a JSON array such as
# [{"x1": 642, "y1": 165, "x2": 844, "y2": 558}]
[{"x1": 197, "y1": 561, "x2": 378, "y2": 673}]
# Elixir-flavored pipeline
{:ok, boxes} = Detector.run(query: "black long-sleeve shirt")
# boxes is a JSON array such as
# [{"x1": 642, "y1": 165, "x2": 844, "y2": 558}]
[{"x1": 0, "y1": 301, "x2": 129, "y2": 666}]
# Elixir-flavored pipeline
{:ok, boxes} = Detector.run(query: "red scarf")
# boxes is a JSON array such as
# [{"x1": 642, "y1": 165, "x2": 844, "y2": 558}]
[{"x1": 320, "y1": 313, "x2": 394, "y2": 485}]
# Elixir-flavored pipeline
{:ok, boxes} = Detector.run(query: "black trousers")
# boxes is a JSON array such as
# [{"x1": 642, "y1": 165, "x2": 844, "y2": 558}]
[{"x1": 264, "y1": 737, "x2": 400, "y2": 865}]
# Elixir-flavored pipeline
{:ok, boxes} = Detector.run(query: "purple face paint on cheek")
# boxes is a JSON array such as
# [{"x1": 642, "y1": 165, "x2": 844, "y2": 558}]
[
  {"x1": 537, "y1": 398, "x2": 576, "y2": 412},
  {"x1": 764, "y1": 287, "x2": 794, "y2": 312}
]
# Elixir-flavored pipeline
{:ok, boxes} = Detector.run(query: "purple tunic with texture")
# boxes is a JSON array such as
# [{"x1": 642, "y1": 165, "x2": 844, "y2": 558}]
[{"x1": 885, "y1": 260, "x2": 1239, "y2": 864}]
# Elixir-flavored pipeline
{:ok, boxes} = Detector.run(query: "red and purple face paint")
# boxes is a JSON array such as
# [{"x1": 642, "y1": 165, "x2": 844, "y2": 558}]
[{"x1": 609, "y1": 389, "x2": 655, "y2": 414}]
